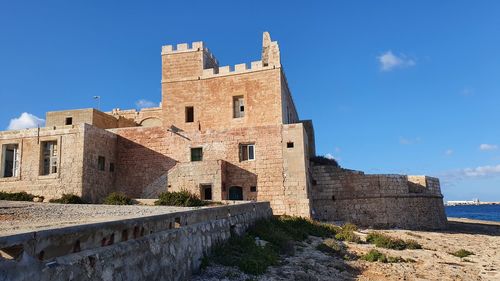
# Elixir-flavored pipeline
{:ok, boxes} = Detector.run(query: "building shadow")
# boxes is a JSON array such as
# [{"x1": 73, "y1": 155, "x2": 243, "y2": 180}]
[{"x1": 223, "y1": 162, "x2": 258, "y2": 201}]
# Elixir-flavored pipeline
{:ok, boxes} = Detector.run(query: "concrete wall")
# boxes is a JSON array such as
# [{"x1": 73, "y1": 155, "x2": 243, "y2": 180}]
[
  {"x1": 0, "y1": 126, "x2": 85, "y2": 200},
  {"x1": 311, "y1": 165, "x2": 447, "y2": 229},
  {"x1": 0, "y1": 202, "x2": 272, "y2": 281}
]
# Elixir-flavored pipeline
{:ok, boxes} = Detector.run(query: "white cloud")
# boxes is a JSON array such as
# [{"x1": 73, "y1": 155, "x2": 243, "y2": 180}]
[
  {"x1": 324, "y1": 153, "x2": 335, "y2": 160},
  {"x1": 479, "y1": 144, "x2": 498, "y2": 151},
  {"x1": 399, "y1": 136, "x2": 421, "y2": 145},
  {"x1": 440, "y1": 164, "x2": 500, "y2": 185},
  {"x1": 445, "y1": 149, "x2": 454, "y2": 156},
  {"x1": 135, "y1": 99, "x2": 158, "y2": 109},
  {"x1": 377, "y1": 51, "x2": 416, "y2": 71},
  {"x1": 7, "y1": 112, "x2": 45, "y2": 130}
]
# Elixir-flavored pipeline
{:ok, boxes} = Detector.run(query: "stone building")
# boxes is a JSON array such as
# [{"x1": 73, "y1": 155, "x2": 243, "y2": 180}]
[{"x1": 0, "y1": 32, "x2": 446, "y2": 229}]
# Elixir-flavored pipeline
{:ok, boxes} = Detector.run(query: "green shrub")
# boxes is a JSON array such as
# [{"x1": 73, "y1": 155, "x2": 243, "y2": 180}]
[
  {"x1": 211, "y1": 235, "x2": 278, "y2": 275},
  {"x1": 450, "y1": 249, "x2": 474, "y2": 258},
  {"x1": 310, "y1": 155, "x2": 339, "y2": 167},
  {"x1": 0, "y1": 191, "x2": 37, "y2": 201},
  {"x1": 406, "y1": 239, "x2": 422, "y2": 250},
  {"x1": 366, "y1": 232, "x2": 422, "y2": 250},
  {"x1": 361, "y1": 249, "x2": 408, "y2": 263},
  {"x1": 335, "y1": 223, "x2": 361, "y2": 243},
  {"x1": 154, "y1": 190, "x2": 207, "y2": 207},
  {"x1": 362, "y1": 249, "x2": 387, "y2": 262},
  {"x1": 49, "y1": 194, "x2": 87, "y2": 204},
  {"x1": 103, "y1": 192, "x2": 132, "y2": 205},
  {"x1": 316, "y1": 238, "x2": 343, "y2": 256}
]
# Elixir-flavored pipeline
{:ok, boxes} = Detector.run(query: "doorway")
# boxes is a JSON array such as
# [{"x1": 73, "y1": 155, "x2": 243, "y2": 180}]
[
  {"x1": 228, "y1": 186, "x2": 243, "y2": 200},
  {"x1": 201, "y1": 184, "x2": 212, "y2": 200}
]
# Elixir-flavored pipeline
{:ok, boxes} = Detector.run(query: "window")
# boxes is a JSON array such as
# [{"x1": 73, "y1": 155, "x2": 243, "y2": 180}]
[
  {"x1": 98, "y1": 156, "x2": 105, "y2": 171},
  {"x1": 233, "y1": 96, "x2": 244, "y2": 118},
  {"x1": 185, "y1": 106, "x2": 194, "y2": 123},
  {"x1": 1, "y1": 144, "x2": 19, "y2": 178},
  {"x1": 191, "y1": 147, "x2": 203, "y2": 161},
  {"x1": 240, "y1": 144, "x2": 255, "y2": 161},
  {"x1": 109, "y1": 163, "x2": 115, "y2": 172},
  {"x1": 287, "y1": 142, "x2": 294, "y2": 148},
  {"x1": 250, "y1": 186, "x2": 257, "y2": 192},
  {"x1": 41, "y1": 141, "x2": 58, "y2": 175},
  {"x1": 65, "y1": 117, "x2": 73, "y2": 125}
]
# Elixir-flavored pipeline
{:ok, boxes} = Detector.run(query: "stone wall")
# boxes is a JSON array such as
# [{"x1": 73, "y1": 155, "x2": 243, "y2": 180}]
[
  {"x1": 0, "y1": 202, "x2": 272, "y2": 281},
  {"x1": 109, "y1": 124, "x2": 312, "y2": 216},
  {"x1": 81, "y1": 124, "x2": 118, "y2": 202},
  {"x1": 311, "y1": 165, "x2": 447, "y2": 229},
  {"x1": 0, "y1": 126, "x2": 85, "y2": 200},
  {"x1": 46, "y1": 109, "x2": 137, "y2": 129}
]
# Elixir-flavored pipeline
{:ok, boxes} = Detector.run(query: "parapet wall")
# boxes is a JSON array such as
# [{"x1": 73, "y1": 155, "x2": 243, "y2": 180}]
[
  {"x1": 311, "y1": 165, "x2": 447, "y2": 229},
  {"x1": 0, "y1": 202, "x2": 272, "y2": 281}
]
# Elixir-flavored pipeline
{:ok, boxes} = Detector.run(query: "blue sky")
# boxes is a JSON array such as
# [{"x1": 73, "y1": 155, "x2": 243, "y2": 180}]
[{"x1": 1, "y1": 1, "x2": 499, "y2": 200}]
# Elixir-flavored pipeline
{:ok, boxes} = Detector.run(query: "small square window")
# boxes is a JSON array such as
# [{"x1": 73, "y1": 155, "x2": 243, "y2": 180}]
[
  {"x1": 233, "y1": 96, "x2": 244, "y2": 118},
  {"x1": 191, "y1": 147, "x2": 203, "y2": 162},
  {"x1": 109, "y1": 163, "x2": 115, "y2": 172},
  {"x1": 287, "y1": 142, "x2": 294, "y2": 148},
  {"x1": 240, "y1": 144, "x2": 255, "y2": 161},
  {"x1": 98, "y1": 156, "x2": 105, "y2": 171},
  {"x1": 250, "y1": 186, "x2": 257, "y2": 192},
  {"x1": 185, "y1": 106, "x2": 194, "y2": 123},
  {"x1": 65, "y1": 117, "x2": 73, "y2": 125}
]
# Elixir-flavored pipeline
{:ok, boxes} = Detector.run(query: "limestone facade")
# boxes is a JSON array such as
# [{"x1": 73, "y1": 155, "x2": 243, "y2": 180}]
[{"x1": 0, "y1": 32, "x2": 446, "y2": 228}]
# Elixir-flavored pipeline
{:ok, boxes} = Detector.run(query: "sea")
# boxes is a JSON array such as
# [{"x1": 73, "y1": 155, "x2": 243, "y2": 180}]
[{"x1": 445, "y1": 204, "x2": 500, "y2": 222}]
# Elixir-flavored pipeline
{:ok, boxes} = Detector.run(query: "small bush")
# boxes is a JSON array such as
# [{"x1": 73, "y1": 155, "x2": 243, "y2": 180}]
[
  {"x1": 362, "y1": 249, "x2": 387, "y2": 262},
  {"x1": 0, "y1": 191, "x2": 36, "y2": 201},
  {"x1": 211, "y1": 235, "x2": 278, "y2": 275},
  {"x1": 49, "y1": 194, "x2": 87, "y2": 204},
  {"x1": 450, "y1": 249, "x2": 474, "y2": 258},
  {"x1": 103, "y1": 192, "x2": 132, "y2": 205},
  {"x1": 366, "y1": 232, "x2": 422, "y2": 250},
  {"x1": 316, "y1": 238, "x2": 344, "y2": 256},
  {"x1": 361, "y1": 249, "x2": 408, "y2": 263},
  {"x1": 310, "y1": 155, "x2": 340, "y2": 167},
  {"x1": 335, "y1": 223, "x2": 361, "y2": 243},
  {"x1": 154, "y1": 190, "x2": 207, "y2": 207}
]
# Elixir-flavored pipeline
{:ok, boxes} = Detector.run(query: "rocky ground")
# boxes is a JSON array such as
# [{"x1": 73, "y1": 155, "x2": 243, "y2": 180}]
[
  {"x1": 193, "y1": 218, "x2": 500, "y2": 281},
  {"x1": 0, "y1": 200, "x2": 196, "y2": 236}
]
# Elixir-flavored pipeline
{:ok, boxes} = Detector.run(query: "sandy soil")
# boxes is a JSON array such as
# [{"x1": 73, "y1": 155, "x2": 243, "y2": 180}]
[
  {"x1": 194, "y1": 218, "x2": 500, "y2": 281},
  {"x1": 0, "y1": 200, "x2": 196, "y2": 236}
]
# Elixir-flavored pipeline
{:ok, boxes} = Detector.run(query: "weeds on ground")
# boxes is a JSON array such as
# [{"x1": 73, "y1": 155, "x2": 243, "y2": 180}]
[
  {"x1": 0, "y1": 191, "x2": 38, "y2": 201},
  {"x1": 334, "y1": 223, "x2": 361, "y2": 243},
  {"x1": 103, "y1": 192, "x2": 133, "y2": 205},
  {"x1": 450, "y1": 249, "x2": 474, "y2": 258},
  {"x1": 361, "y1": 249, "x2": 412, "y2": 263},
  {"x1": 207, "y1": 216, "x2": 341, "y2": 275},
  {"x1": 366, "y1": 232, "x2": 422, "y2": 250},
  {"x1": 49, "y1": 194, "x2": 87, "y2": 204},
  {"x1": 316, "y1": 238, "x2": 344, "y2": 256},
  {"x1": 211, "y1": 235, "x2": 278, "y2": 275},
  {"x1": 154, "y1": 190, "x2": 207, "y2": 207}
]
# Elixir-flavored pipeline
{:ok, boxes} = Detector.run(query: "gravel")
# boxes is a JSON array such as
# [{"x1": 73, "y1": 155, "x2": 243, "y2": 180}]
[{"x1": 0, "y1": 200, "x2": 196, "y2": 236}]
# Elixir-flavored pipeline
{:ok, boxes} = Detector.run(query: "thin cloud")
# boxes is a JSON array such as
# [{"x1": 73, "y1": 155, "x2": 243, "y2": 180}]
[
  {"x1": 479, "y1": 144, "x2": 498, "y2": 151},
  {"x1": 399, "y1": 136, "x2": 421, "y2": 145},
  {"x1": 135, "y1": 99, "x2": 158, "y2": 109},
  {"x1": 7, "y1": 112, "x2": 45, "y2": 130},
  {"x1": 378, "y1": 51, "x2": 416, "y2": 71},
  {"x1": 445, "y1": 149, "x2": 454, "y2": 156},
  {"x1": 439, "y1": 164, "x2": 500, "y2": 185}
]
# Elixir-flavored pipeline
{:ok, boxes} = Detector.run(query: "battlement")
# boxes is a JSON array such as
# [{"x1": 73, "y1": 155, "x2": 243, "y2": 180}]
[
  {"x1": 201, "y1": 60, "x2": 279, "y2": 79},
  {"x1": 161, "y1": 41, "x2": 219, "y2": 65}
]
